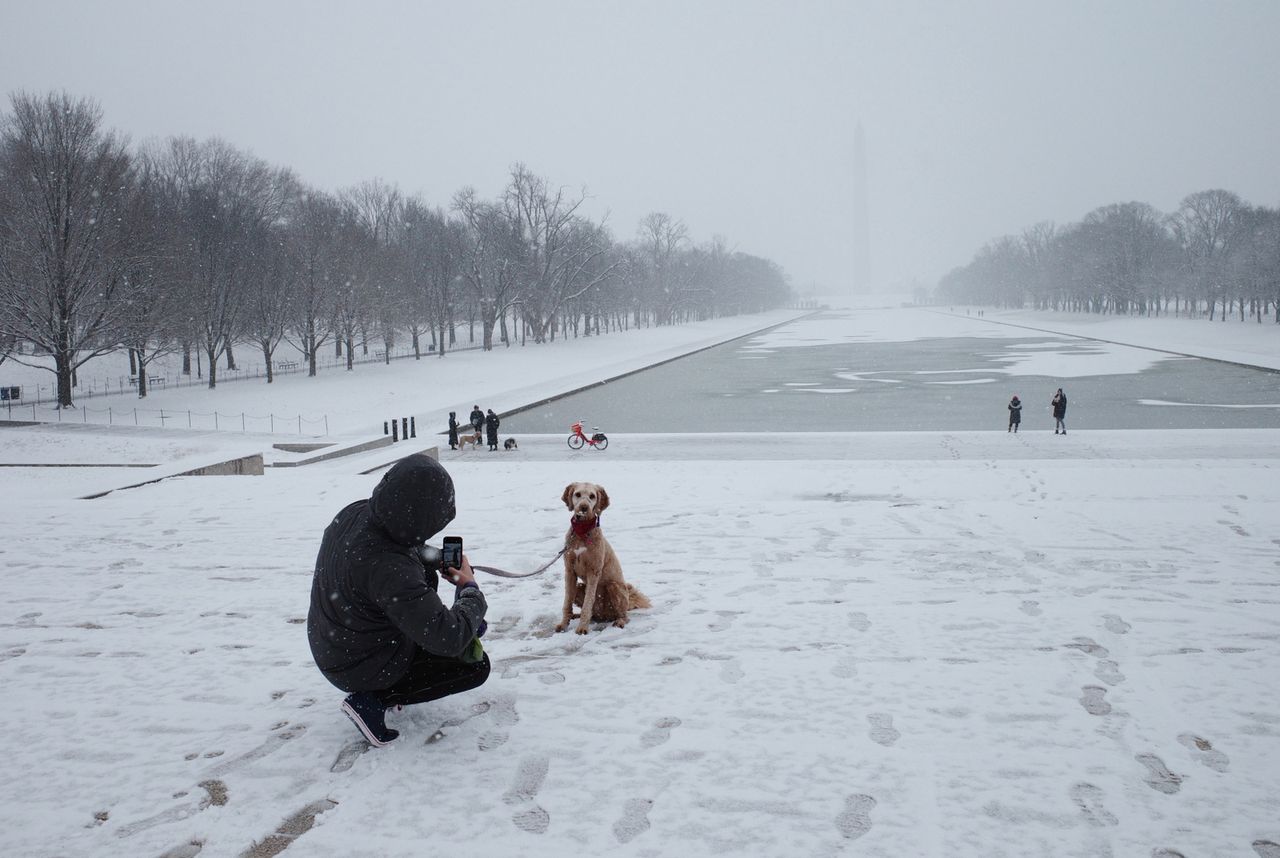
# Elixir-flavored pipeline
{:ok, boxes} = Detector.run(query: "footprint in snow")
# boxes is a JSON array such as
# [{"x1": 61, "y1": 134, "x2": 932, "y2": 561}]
[
  {"x1": 1103, "y1": 614, "x2": 1131, "y2": 634},
  {"x1": 1080, "y1": 686, "x2": 1111, "y2": 716},
  {"x1": 503, "y1": 755, "x2": 551, "y2": 834},
  {"x1": 1019, "y1": 600, "x2": 1042, "y2": 617},
  {"x1": 867, "y1": 713, "x2": 900, "y2": 747},
  {"x1": 1135, "y1": 753, "x2": 1182, "y2": 794},
  {"x1": 613, "y1": 798, "x2": 653, "y2": 843},
  {"x1": 849, "y1": 612, "x2": 871, "y2": 632},
  {"x1": 1064, "y1": 637, "x2": 1109, "y2": 657},
  {"x1": 244, "y1": 798, "x2": 337, "y2": 857},
  {"x1": 720, "y1": 659, "x2": 744, "y2": 684},
  {"x1": 707, "y1": 611, "x2": 740, "y2": 632},
  {"x1": 205, "y1": 723, "x2": 306, "y2": 776},
  {"x1": 835, "y1": 794, "x2": 876, "y2": 840},
  {"x1": 330, "y1": 739, "x2": 370, "y2": 773},
  {"x1": 1094, "y1": 660, "x2": 1125, "y2": 686},
  {"x1": 1176, "y1": 733, "x2": 1230, "y2": 772},
  {"x1": 640, "y1": 717, "x2": 682, "y2": 749},
  {"x1": 1068, "y1": 782, "x2": 1117, "y2": 827},
  {"x1": 1253, "y1": 840, "x2": 1280, "y2": 858},
  {"x1": 478, "y1": 695, "x2": 518, "y2": 752},
  {"x1": 831, "y1": 656, "x2": 858, "y2": 679}
]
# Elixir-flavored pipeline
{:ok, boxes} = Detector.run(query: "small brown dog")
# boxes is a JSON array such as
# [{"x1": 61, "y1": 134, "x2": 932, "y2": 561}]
[
  {"x1": 458, "y1": 430, "x2": 482, "y2": 451},
  {"x1": 556, "y1": 482, "x2": 650, "y2": 634}
]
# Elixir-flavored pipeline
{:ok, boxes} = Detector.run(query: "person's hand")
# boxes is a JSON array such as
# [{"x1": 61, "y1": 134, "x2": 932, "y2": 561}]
[{"x1": 443, "y1": 553, "x2": 477, "y2": 589}]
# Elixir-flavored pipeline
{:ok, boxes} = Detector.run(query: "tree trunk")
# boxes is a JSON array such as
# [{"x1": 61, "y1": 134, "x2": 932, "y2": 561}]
[
  {"x1": 55, "y1": 350, "x2": 74, "y2": 408},
  {"x1": 205, "y1": 345, "x2": 219, "y2": 389}
]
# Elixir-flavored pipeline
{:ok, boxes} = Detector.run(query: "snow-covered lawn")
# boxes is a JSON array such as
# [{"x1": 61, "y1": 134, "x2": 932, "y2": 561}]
[{"x1": 2, "y1": 305, "x2": 1278, "y2": 857}]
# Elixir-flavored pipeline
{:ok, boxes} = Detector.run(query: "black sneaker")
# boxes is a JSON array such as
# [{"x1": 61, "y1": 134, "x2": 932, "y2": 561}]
[{"x1": 341, "y1": 692, "x2": 399, "y2": 746}]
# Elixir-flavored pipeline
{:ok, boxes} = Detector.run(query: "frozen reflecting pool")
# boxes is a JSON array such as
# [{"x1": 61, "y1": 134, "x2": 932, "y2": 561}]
[{"x1": 504, "y1": 313, "x2": 1280, "y2": 433}]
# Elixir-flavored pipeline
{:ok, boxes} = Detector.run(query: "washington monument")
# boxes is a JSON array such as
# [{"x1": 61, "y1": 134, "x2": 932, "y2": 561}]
[{"x1": 852, "y1": 121, "x2": 870, "y2": 293}]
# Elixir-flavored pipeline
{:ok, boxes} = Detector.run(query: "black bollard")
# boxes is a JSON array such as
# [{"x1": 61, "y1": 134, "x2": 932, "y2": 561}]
[
  {"x1": 410, "y1": 416, "x2": 416, "y2": 438},
  {"x1": 383, "y1": 420, "x2": 389, "y2": 435},
  {"x1": 401, "y1": 417, "x2": 409, "y2": 440},
  {"x1": 392, "y1": 419, "x2": 399, "y2": 442}
]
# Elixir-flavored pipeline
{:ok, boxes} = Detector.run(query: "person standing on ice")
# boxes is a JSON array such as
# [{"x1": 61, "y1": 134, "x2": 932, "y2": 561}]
[
  {"x1": 447, "y1": 411, "x2": 460, "y2": 450},
  {"x1": 307, "y1": 453, "x2": 489, "y2": 746},
  {"x1": 1051, "y1": 388, "x2": 1067, "y2": 434},
  {"x1": 1007, "y1": 395, "x2": 1022, "y2": 433},
  {"x1": 485, "y1": 408, "x2": 500, "y2": 451}
]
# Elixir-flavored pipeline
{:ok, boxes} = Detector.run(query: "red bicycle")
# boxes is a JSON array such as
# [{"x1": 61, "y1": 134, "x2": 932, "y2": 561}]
[{"x1": 567, "y1": 420, "x2": 609, "y2": 451}]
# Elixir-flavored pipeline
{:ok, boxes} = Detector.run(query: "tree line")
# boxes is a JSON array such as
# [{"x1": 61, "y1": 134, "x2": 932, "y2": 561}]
[
  {"x1": 0, "y1": 92, "x2": 792, "y2": 406},
  {"x1": 936, "y1": 190, "x2": 1280, "y2": 322}
]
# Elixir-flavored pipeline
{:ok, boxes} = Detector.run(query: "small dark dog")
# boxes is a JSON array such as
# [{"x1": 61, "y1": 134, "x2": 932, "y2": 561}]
[{"x1": 503, "y1": 437, "x2": 518, "y2": 450}]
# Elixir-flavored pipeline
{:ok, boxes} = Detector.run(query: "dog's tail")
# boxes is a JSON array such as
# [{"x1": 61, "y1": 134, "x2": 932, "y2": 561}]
[{"x1": 626, "y1": 583, "x2": 652, "y2": 610}]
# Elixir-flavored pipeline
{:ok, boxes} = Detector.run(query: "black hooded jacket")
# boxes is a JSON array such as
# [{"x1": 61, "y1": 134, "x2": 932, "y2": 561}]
[{"x1": 307, "y1": 454, "x2": 487, "y2": 692}]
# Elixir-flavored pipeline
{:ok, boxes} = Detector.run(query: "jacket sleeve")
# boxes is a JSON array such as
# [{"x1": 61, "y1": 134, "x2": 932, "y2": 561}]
[{"x1": 370, "y1": 556, "x2": 489, "y2": 659}]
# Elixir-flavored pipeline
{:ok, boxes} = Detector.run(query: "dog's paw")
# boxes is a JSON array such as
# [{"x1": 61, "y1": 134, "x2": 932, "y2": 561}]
[
  {"x1": 553, "y1": 622, "x2": 568, "y2": 633},
  {"x1": 612, "y1": 618, "x2": 628, "y2": 628},
  {"x1": 575, "y1": 625, "x2": 591, "y2": 635}
]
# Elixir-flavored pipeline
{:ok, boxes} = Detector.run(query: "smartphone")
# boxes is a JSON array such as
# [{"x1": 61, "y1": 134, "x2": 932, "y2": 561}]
[{"x1": 441, "y1": 536, "x2": 463, "y2": 571}]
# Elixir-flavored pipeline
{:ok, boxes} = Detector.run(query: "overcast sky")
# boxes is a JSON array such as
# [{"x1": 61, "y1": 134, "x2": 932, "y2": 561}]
[{"x1": 3, "y1": 0, "x2": 1279, "y2": 294}]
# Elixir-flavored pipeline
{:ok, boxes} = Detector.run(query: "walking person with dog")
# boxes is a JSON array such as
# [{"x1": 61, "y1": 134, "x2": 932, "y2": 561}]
[
  {"x1": 447, "y1": 411, "x2": 460, "y2": 450},
  {"x1": 1051, "y1": 388, "x2": 1068, "y2": 434},
  {"x1": 307, "y1": 453, "x2": 490, "y2": 747},
  {"x1": 485, "y1": 408, "x2": 500, "y2": 451},
  {"x1": 1008, "y1": 394, "x2": 1022, "y2": 433}
]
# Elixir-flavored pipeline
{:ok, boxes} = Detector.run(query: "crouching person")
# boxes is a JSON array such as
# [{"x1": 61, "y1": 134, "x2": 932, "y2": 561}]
[{"x1": 307, "y1": 453, "x2": 489, "y2": 746}]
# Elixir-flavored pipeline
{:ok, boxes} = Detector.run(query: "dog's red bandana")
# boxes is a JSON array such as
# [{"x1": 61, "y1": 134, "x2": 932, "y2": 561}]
[{"x1": 570, "y1": 516, "x2": 600, "y2": 540}]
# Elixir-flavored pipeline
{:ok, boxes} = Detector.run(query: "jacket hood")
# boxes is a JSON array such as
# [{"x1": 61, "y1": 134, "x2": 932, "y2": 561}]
[{"x1": 368, "y1": 454, "x2": 456, "y2": 546}]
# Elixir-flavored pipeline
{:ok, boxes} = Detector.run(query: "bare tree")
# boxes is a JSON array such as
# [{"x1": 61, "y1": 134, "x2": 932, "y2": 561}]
[
  {"x1": 118, "y1": 161, "x2": 185, "y2": 398},
  {"x1": 504, "y1": 164, "x2": 620, "y2": 342},
  {"x1": 453, "y1": 186, "x2": 524, "y2": 351},
  {"x1": 398, "y1": 201, "x2": 464, "y2": 358},
  {"x1": 146, "y1": 137, "x2": 294, "y2": 387},
  {"x1": 637, "y1": 212, "x2": 696, "y2": 324},
  {"x1": 1170, "y1": 189, "x2": 1244, "y2": 321},
  {"x1": 342, "y1": 180, "x2": 403, "y2": 364},
  {"x1": 284, "y1": 190, "x2": 341, "y2": 376},
  {"x1": 0, "y1": 92, "x2": 136, "y2": 406}
]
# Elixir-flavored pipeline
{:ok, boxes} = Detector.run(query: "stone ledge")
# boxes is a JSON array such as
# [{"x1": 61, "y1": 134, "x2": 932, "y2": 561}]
[
  {"x1": 270, "y1": 436, "x2": 392, "y2": 467},
  {"x1": 80, "y1": 453, "x2": 264, "y2": 499}
]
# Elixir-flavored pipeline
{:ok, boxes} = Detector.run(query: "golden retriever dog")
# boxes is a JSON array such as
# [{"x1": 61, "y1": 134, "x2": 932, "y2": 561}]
[
  {"x1": 458, "y1": 429, "x2": 482, "y2": 451},
  {"x1": 556, "y1": 482, "x2": 650, "y2": 634}
]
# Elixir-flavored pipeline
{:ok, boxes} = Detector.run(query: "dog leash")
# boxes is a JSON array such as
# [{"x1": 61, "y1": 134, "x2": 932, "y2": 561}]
[{"x1": 471, "y1": 547, "x2": 566, "y2": 579}]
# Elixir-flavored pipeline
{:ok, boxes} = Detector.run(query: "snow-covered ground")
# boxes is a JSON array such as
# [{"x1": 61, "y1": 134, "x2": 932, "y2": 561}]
[{"x1": 2, "y1": 305, "x2": 1279, "y2": 857}]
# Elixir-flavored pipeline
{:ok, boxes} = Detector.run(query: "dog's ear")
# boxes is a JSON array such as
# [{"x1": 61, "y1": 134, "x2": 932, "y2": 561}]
[
  {"x1": 596, "y1": 485, "x2": 610, "y2": 512},
  {"x1": 561, "y1": 484, "x2": 575, "y2": 509}
]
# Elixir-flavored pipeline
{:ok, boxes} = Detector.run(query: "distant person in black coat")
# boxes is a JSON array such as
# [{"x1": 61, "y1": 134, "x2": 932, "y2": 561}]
[
  {"x1": 485, "y1": 409, "x2": 500, "y2": 451},
  {"x1": 307, "y1": 454, "x2": 489, "y2": 747},
  {"x1": 1051, "y1": 388, "x2": 1067, "y2": 434},
  {"x1": 447, "y1": 412, "x2": 459, "y2": 450},
  {"x1": 1008, "y1": 395, "x2": 1022, "y2": 433},
  {"x1": 469, "y1": 406, "x2": 484, "y2": 438}
]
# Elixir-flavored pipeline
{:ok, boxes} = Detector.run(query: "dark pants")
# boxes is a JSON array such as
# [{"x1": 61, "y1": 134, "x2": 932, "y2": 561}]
[{"x1": 376, "y1": 648, "x2": 490, "y2": 708}]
